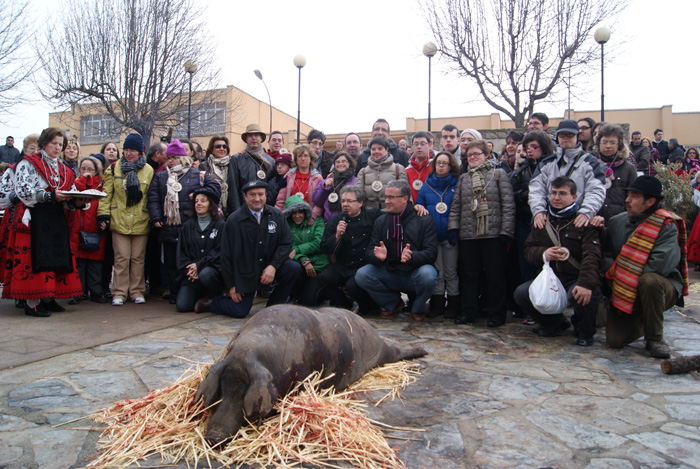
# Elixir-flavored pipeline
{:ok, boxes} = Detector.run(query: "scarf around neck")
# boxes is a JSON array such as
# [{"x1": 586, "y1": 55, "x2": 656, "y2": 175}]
[
  {"x1": 548, "y1": 201, "x2": 579, "y2": 219},
  {"x1": 207, "y1": 155, "x2": 230, "y2": 211},
  {"x1": 164, "y1": 165, "x2": 188, "y2": 225},
  {"x1": 119, "y1": 155, "x2": 146, "y2": 207},
  {"x1": 246, "y1": 145, "x2": 271, "y2": 171},
  {"x1": 469, "y1": 160, "x2": 493, "y2": 237},
  {"x1": 327, "y1": 168, "x2": 354, "y2": 212},
  {"x1": 387, "y1": 203, "x2": 412, "y2": 260}
]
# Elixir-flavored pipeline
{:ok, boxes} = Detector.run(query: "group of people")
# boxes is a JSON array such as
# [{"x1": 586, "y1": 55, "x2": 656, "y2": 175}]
[{"x1": 0, "y1": 115, "x2": 691, "y2": 360}]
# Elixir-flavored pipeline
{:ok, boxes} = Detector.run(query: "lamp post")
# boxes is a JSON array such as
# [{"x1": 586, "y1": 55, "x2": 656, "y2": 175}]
[
  {"x1": 594, "y1": 27, "x2": 611, "y2": 122},
  {"x1": 254, "y1": 69, "x2": 272, "y2": 135},
  {"x1": 293, "y1": 55, "x2": 306, "y2": 145},
  {"x1": 423, "y1": 42, "x2": 437, "y2": 133},
  {"x1": 184, "y1": 60, "x2": 198, "y2": 140}
]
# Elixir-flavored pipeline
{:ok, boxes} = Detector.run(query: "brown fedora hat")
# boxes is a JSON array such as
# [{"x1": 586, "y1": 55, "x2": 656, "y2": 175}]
[{"x1": 241, "y1": 124, "x2": 266, "y2": 143}]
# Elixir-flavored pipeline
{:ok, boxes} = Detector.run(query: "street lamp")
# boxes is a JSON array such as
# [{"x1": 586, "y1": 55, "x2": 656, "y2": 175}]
[
  {"x1": 254, "y1": 69, "x2": 272, "y2": 135},
  {"x1": 293, "y1": 55, "x2": 306, "y2": 145},
  {"x1": 184, "y1": 60, "x2": 198, "y2": 140},
  {"x1": 594, "y1": 27, "x2": 611, "y2": 122},
  {"x1": 423, "y1": 42, "x2": 437, "y2": 133}
]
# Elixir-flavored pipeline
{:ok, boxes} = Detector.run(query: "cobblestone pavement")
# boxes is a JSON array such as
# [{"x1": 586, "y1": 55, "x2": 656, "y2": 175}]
[{"x1": 0, "y1": 295, "x2": 699, "y2": 468}]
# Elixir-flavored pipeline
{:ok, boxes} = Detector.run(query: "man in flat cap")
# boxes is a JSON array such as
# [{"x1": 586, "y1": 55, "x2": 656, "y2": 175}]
[{"x1": 212, "y1": 180, "x2": 301, "y2": 318}]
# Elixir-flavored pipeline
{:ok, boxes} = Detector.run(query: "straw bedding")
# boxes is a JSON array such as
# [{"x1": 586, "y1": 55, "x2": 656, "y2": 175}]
[{"x1": 81, "y1": 359, "x2": 422, "y2": 468}]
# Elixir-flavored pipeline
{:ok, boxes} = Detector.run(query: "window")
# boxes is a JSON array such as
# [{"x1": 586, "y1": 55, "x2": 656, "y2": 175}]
[
  {"x1": 80, "y1": 114, "x2": 120, "y2": 145},
  {"x1": 176, "y1": 102, "x2": 226, "y2": 137}
]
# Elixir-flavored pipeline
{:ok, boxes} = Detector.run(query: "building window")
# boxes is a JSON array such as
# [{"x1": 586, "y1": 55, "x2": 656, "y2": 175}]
[
  {"x1": 80, "y1": 114, "x2": 120, "y2": 145},
  {"x1": 176, "y1": 102, "x2": 226, "y2": 137}
]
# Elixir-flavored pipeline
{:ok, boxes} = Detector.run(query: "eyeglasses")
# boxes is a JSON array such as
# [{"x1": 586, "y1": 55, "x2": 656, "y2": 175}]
[
  {"x1": 214, "y1": 144, "x2": 228, "y2": 149},
  {"x1": 341, "y1": 199, "x2": 358, "y2": 203},
  {"x1": 413, "y1": 141, "x2": 429, "y2": 147},
  {"x1": 436, "y1": 161, "x2": 450, "y2": 166},
  {"x1": 600, "y1": 139, "x2": 618, "y2": 146},
  {"x1": 385, "y1": 194, "x2": 406, "y2": 200},
  {"x1": 466, "y1": 152, "x2": 484, "y2": 158},
  {"x1": 578, "y1": 126, "x2": 591, "y2": 131}
]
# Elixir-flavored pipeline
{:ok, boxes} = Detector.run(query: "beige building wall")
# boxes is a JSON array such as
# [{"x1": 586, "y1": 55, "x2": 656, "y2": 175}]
[{"x1": 47, "y1": 85, "x2": 313, "y2": 157}]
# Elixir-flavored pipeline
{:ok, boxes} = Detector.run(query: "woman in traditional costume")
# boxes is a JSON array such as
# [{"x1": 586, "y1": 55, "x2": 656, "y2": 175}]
[{"x1": 2, "y1": 127, "x2": 84, "y2": 317}]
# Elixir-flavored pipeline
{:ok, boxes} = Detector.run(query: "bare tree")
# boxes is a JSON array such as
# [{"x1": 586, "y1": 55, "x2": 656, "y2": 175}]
[
  {"x1": 422, "y1": 0, "x2": 626, "y2": 127},
  {"x1": 0, "y1": 0, "x2": 35, "y2": 116},
  {"x1": 40, "y1": 0, "x2": 225, "y2": 145}
]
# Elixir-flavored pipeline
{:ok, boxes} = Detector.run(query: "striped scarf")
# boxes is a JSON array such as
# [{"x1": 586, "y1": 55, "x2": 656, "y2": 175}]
[{"x1": 606, "y1": 209, "x2": 689, "y2": 314}]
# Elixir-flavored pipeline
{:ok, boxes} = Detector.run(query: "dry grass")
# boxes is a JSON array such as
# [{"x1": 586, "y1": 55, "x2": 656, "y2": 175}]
[{"x1": 82, "y1": 360, "x2": 422, "y2": 468}]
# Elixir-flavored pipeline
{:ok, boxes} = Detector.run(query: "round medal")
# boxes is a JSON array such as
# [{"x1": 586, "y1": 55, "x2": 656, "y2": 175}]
[
  {"x1": 220, "y1": 183, "x2": 228, "y2": 192},
  {"x1": 328, "y1": 192, "x2": 339, "y2": 203},
  {"x1": 559, "y1": 247, "x2": 570, "y2": 261},
  {"x1": 371, "y1": 180, "x2": 383, "y2": 192},
  {"x1": 257, "y1": 170, "x2": 266, "y2": 180},
  {"x1": 412, "y1": 179, "x2": 423, "y2": 191},
  {"x1": 605, "y1": 178, "x2": 612, "y2": 189},
  {"x1": 295, "y1": 192, "x2": 304, "y2": 199},
  {"x1": 435, "y1": 202, "x2": 448, "y2": 214},
  {"x1": 471, "y1": 198, "x2": 479, "y2": 212},
  {"x1": 172, "y1": 182, "x2": 182, "y2": 192}
]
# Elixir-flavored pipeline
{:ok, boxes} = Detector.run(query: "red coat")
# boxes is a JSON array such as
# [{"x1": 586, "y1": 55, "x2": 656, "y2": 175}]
[{"x1": 68, "y1": 174, "x2": 106, "y2": 260}]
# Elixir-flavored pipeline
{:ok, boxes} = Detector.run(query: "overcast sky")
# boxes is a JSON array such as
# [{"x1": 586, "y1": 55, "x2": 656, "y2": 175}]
[{"x1": 3, "y1": 0, "x2": 697, "y2": 142}]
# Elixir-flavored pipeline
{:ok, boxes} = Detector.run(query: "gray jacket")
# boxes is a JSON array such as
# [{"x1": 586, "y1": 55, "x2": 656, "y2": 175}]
[
  {"x1": 448, "y1": 167, "x2": 515, "y2": 240},
  {"x1": 528, "y1": 146, "x2": 606, "y2": 220}
]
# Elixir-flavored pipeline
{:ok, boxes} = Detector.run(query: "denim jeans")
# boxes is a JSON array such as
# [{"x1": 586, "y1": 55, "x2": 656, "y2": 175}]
[{"x1": 355, "y1": 264, "x2": 437, "y2": 313}]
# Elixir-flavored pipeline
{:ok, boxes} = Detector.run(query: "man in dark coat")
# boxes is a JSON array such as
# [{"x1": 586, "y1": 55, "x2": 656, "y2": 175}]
[
  {"x1": 211, "y1": 180, "x2": 302, "y2": 317},
  {"x1": 317, "y1": 185, "x2": 380, "y2": 315},
  {"x1": 308, "y1": 129, "x2": 334, "y2": 179},
  {"x1": 227, "y1": 124, "x2": 275, "y2": 214},
  {"x1": 514, "y1": 177, "x2": 602, "y2": 346},
  {"x1": 652, "y1": 129, "x2": 669, "y2": 165},
  {"x1": 355, "y1": 180, "x2": 438, "y2": 322},
  {"x1": 0, "y1": 136, "x2": 20, "y2": 164},
  {"x1": 355, "y1": 119, "x2": 409, "y2": 174}
]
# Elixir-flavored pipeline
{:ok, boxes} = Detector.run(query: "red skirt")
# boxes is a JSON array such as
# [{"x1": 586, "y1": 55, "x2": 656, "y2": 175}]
[
  {"x1": 688, "y1": 217, "x2": 700, "y2": 264},
  {"x1": 1, "y1": 230, "x2": 83, "y2": 300}
]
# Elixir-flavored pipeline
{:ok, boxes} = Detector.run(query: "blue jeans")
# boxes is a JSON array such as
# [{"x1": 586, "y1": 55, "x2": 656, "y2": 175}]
[
  {"x1": 355, "y1": 264, "x2": 437, "y2": 313},
  {"x1": 175, "y1": 266, "x2": 223, "y2": 312}
]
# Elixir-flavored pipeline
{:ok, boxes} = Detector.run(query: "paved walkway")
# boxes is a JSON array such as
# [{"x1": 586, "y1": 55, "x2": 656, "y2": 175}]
[{"x1": 0, "y1": 290, "x2": 699, "y2": 468}]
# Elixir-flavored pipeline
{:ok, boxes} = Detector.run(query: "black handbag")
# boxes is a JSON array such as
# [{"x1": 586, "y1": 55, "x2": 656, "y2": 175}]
[{"x1": 79, "y1": 212, "x2": 101, "y2": 251}]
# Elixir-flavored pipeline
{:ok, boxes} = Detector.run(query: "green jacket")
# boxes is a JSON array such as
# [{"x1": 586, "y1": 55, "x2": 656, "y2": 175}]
[
  {"x1": 97, "y1": 161, "x2": 154, "y2": 236},
  {"x1": 604, "y1": 211, "x2": 683, "y2": 296},
  {"x1": 284, "y1": 195, "x2": 329, "y2": 272}
]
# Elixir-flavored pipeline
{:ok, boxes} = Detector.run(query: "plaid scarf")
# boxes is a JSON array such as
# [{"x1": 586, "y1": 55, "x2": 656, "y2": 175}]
[
  {"x1": 606, "y1": 209, "x2": 689, "y2": 314},
  {"x1": 469, "y1": 160, "x2": 493, "y2": 237}
]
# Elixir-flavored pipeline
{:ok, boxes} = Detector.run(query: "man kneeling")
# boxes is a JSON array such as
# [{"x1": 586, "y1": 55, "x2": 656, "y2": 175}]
[
  {"x1": 601, "y1": 176, "x2": 688, "y2": 358},
  {"x1": 515, "y1": 177, "x2": 601, "y2": 346}
]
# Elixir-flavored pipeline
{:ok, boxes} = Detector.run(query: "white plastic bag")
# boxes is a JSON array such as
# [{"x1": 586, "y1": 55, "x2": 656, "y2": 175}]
[{"x1": 528, "y1": 253, "x2": 568, "y2": 315}]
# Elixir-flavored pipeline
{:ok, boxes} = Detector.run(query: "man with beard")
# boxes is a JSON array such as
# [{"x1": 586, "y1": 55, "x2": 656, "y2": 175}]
[{"x1": 228, "y1": 124, "x2": 275, "y2": 213}]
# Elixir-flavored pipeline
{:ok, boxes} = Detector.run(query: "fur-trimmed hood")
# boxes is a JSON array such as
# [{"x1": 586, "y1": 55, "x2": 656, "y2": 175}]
[{"x1": 283, "y1": 194, "x2": 312, "y2": 220}]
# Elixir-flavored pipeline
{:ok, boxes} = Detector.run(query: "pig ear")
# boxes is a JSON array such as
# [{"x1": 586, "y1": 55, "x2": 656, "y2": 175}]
[
  {"x1": 243, "y1": 364, "x2": 278, "y2": 419},
  {"x1": 195, "y1": 361, "x2": 225, "y2": 406}
]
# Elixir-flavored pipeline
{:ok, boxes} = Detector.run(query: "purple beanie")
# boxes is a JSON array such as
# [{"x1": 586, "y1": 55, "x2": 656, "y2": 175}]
[{"x1": 166, "y1": 139, "x2": 187, "y2": 157}]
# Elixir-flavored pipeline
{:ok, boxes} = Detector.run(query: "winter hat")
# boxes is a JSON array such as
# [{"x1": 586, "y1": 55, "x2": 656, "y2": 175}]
[
  {"x1": 275, "y1": 152, "x2": 293, "y2": 167},
  {"x1": 192, "y1": 187, "x2": 221, "y2": 206},
  {"x1": 241, "y1": 123, "x2": 267, "y2": 143},
  {"x1": 461, "y1": 129, "x2": 483, "y2": 141},
  {"x1": 123, "y1": 133, "x2": 144, "y2": 153},
  {"x1": 166, "y1": 139, "x2": 187, "y2": 157},
  {"x1": 555, "y1": 119, "x2": 580, "y2": 136},
  {"x1": 624, "y1": 176, "x2": 664, "y2": 200},
  {"x1": 91, "y1": 153, "x2": 106, "y2": 168}
]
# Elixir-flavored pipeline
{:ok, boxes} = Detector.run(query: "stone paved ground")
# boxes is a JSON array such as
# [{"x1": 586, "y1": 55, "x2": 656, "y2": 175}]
[{"x1": 1, "y1": 297, "x2": 699, "y2": 468}]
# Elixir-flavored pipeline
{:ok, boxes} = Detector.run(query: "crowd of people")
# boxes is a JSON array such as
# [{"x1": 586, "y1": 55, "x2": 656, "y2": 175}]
[{"x1": 0, "y1": 114, "x2": 694, "y2": 360}]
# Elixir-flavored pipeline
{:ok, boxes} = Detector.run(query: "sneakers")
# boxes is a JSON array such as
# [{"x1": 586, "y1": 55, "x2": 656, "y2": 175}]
[
  {"x1": 112, "y1": 297, "x2": 124, "y2": 306},
  {"x1": 646, "y1": 339, "x2": 671, "y2": 359},
  {"x1": 133, "y1": 297, "x2": 146, "y2": 304},
  {"x1": 522, "y1": 315, "x2": 536, "y2": 325}
]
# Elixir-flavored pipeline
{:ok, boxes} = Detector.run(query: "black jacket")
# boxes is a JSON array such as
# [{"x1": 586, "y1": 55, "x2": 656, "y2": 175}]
[
  {"x1": 176, "y1": 217, "x2": 225, "y2": 274},
  {"x1": 510, "y1": 156, "x2": 550, "y2": 224},
  {"x1": 220, "y1": 204, "x2": 292, "y2": 293},
  {"x1": 147, "y1": 168, "x2": 221, "y2": 243},
  {"x1": 321, "y1": 208, "x2": 381, "y2": 270},
  {"x1": 365, "y1": 203, "x2": 438, "y2": 272},
  {"x1": 653, "y1": 140, "x2": 669, "y2": 164},
  {"x1": 227, "y1": 151, "x2": 275, "y2": 215}
]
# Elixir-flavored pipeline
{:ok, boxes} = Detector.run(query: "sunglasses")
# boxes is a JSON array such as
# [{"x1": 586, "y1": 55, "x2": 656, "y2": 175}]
[{"x1": 214, "y1": 144, "x2": 228, "y2": 149}]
